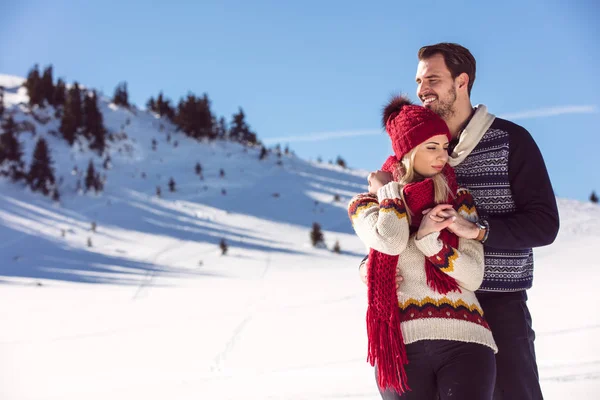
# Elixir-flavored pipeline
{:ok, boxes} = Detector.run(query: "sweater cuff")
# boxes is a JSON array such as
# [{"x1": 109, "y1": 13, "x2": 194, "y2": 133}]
[
  {"x1": 414, "y1": 231, "x2": 443, "y2": 256},
  {"x1": 377, "y1": 182, "x2": 403, "y2": 202}
]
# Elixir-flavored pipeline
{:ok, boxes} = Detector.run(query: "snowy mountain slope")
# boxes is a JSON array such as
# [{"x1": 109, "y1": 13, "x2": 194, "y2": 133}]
[{"x1": 1, "y1": 73, "x2": 599, "y2": 399}]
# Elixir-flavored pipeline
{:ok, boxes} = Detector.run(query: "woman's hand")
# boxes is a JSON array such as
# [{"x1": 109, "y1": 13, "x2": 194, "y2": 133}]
[
  {"x1": 367, "y1": 170, "x2": 393, "y2": 195},
  {"x1": 416, "y1": 204, "x2": 456, "y2": 240}
]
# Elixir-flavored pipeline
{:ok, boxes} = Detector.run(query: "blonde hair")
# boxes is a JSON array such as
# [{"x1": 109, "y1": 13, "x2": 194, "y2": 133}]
[{"x1": 396, "y1": 147, "x2": 453, "y2": 224}]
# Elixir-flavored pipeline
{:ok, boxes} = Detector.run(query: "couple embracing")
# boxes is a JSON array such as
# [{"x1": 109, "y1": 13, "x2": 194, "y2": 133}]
[{"x1": 348, "y1": 43, "x2": 558, "y2": 400}]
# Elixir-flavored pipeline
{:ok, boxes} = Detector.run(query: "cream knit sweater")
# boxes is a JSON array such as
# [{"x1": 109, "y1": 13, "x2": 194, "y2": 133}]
[{"x1": 349, "y1": 181, "x2": 498, "y2": 353}]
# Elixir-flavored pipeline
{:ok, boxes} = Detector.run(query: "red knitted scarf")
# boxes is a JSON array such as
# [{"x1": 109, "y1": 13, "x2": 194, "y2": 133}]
[{"x1": 367, "y1": 156, "x2": 461, "y2": 394}]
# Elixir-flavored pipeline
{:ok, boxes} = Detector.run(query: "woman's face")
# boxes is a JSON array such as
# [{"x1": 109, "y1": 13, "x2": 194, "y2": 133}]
[{"x1": 413, "y1": 134, "x2": 450, "y2": 178}]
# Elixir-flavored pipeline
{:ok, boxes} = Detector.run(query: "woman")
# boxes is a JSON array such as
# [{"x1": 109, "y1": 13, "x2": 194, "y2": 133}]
[{"x1": 347, "y1": 96, "x2": 497, "y2": 399}]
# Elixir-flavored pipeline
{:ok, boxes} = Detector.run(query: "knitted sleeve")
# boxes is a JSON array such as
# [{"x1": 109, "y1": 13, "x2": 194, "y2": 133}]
[
  {"x1": 485, "y1": 120, "x2": 559, "y2": 249},
  {"x1": 413, "y1": 188, "x2": 484, "y2": 291},
  {"x1": 347, "y1": 182, "x2": 410, "y2": 256},
  {"x1": 414, "y1": 233, "x2": 485, "y2": 291}
]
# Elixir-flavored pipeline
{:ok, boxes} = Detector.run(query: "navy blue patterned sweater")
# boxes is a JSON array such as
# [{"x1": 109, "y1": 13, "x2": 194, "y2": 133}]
[{"x1": 453, "y1": 116, "x2": 559, "y2": 291}]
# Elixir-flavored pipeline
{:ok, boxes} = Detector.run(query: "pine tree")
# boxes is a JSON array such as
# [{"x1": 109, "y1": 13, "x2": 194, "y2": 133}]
[
  {"x1": 195, "y1": 162, "x2": 202, "y2": 176},
  {"x1": 215, "y1": 116, "x2": 227, "y2": 139},
  {"x1": 219, "y1": 238, "x2": 228, "y2": 255},
  {"x1": 28, "y1": 138, "x2": 55, "y2": 195},
  {"x1": 40, "y1": 65, "x2": 55, "y2": 106},
  {"x1": 0, "y1": 116, "x2": 26, "y2": 181},
  {"x1": 83, "y1": 91, "x2": 106, "y2": 154},
  {"x1": 332, "y1": 240, "x2": 341, "y2": 254},
  {"x1": 310, "y1": 223, "x2": 325, "y2": 247},
  {"x1": 84, "y1": 160, "x2": 97, "y2": 193},
  {"x1": 229, "y1": 108, "x2": 257, "y2": 145},
  {"x1": 259, "y1": 146, "x2": 268, "y2": 160},
  {"x1": 175, "y1": 93, "x2": 215, "y2": 140},
  {"x1": 112, "y1": 82, "x2": 129, "y2": 108},
  {"x1": 24, "y1": 64, "x2": 43, "y2": 107},
  {"x1": 591, "y1": 191, "x2": 599, "y2": 204},
  {"x1": 156, "y1": 186, "x2": 161, "y2": 197},
  {"x1": 70, "y1": 83, "x2": 83, "y2": 128},
  {"x1": 60, "y1": 93, "x2": 78, "y2": 145},
  {"x1": 169, "y1": 177, "x2": 176, "y2": 192},
  {"x1": 336, "y1": 156, "x2": 347, "y2": 168},
  {"x1": 146, "y1": 96, "x2": 156, "y2": 112},
  {"x1": 53, "y1": 78, "x2": 67, "y2": 108},
  {"x1": 0, "y1": 87, "x2": 4, "y2": 118},
  {"x1": 154, "y1": 92, "x2": 175, "y2": 120},
  {"x1": 52, "y1": 188, "x2": 60, "y2": 202}
]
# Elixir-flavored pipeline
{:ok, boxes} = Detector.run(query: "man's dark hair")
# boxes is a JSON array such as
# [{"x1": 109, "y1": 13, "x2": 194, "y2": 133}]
[{"x1": 418, "y1": 43, "x2": 476, "y2": 96}]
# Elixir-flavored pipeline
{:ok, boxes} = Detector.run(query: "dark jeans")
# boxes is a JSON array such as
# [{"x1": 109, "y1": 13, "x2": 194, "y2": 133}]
[
  {"x1": 477, "y1": 290, "x2": 544, "y2": 400},
  {"x1": 377, "y1": 340, "x2": 496, "y2": 400}
]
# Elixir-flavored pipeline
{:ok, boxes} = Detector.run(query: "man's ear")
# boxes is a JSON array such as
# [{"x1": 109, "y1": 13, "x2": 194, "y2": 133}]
[{"x1": 457, "y1": 72, "x2": 469, "y2": 92}]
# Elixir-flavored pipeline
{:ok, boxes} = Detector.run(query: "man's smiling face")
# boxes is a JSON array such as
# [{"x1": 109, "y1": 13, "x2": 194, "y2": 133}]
[{"x1": 415, "y1": 53, "x2": 458, "y2": 121}]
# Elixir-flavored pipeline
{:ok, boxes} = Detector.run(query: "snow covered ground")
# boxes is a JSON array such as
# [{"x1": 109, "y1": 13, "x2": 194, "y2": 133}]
[{"x1": 1, "y1": 74, "x2": 599, "y2": 399}]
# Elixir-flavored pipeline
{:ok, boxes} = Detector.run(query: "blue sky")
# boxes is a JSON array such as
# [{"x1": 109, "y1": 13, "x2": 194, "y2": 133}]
[{"x1": 1, "y1": 0, "x2": 599, "y2": 201}]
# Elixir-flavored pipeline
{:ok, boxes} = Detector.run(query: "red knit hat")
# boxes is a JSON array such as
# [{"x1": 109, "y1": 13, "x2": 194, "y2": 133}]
[{"x1": 382, "y1": 96, "x2": 451, "y2": 160}]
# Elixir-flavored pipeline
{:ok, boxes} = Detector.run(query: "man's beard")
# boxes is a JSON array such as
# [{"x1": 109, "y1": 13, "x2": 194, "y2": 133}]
[{"x1": 428, "y1": 87, "x2": 457, "y2": 120}]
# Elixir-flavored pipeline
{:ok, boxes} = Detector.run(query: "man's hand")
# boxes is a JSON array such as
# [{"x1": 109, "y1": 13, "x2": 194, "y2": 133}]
[
  {"x1": 359, "y1": 258, "x2": 403, "y2": 289},
  {"x1": 416, "y1": 205, "x2": 456, "y2": 240},
  {"x1": 422, "y1": 206, "x2": 479, "y2": 239},
  {"x1": 367, "y1": 170, "x2": 393, "y2": 195}
]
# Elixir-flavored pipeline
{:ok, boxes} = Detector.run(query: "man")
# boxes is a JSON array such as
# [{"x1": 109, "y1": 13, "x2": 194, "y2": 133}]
[{"x1": 359, "y1": 43, "x2": 559, "y2": 399}]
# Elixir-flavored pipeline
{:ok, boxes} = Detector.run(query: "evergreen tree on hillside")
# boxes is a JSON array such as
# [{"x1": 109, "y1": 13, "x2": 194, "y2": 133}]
[
  {"x1": 147, "y1": 92, "x2": 176, "y2": 121},
  {"x1": 85, "y1": 160, "x2": 97, "y2": 193},
  {"x1": 70, "y1": 83, "x2": 83, "y2": 128},
  {"x1": 175, "y1": 93, "x2": 215, "y2": 140},
  {"x1": 24, "y1": 64, "x2": 43, "y2": 107},
  {"x1": 28, "y1": 138, "x2": 55, "y2": 195},
  {"x1": 332, "y1": 240, "x2": 341, "y2": 254},
  {"x1": 112, "y1": 82, "x2": 129, "y2": 108},
  {"x1": 0, "y1": 116, "x2": 26, "y2": 181},
  {"x1": 591, "y1": 191, "x2": 599, "y2": 204},
  {"x1": 219, "y1": 238, "x2": 228, "y2": 255},
  {"x1": 310, "y1": 222, "x2": 325, "y2": 247},
  {"x1": 157, "y1": 92, "x2": 175, "y2": 120},
  {"x1": 60, "y1": 84, "x2": 82, "y2": 145},
  {"x1": 0, "y1": 87, "x2": 4, "y2": 118},
  {"x1": 53, "y1": 78, "x2": 67, "y2": 108},
  {"x1": 336, "y1": 156, "x2": 347, "y2": 169},
  {"x1": 84, "y1": 159, "x2": 104, "y2": 193},
  {"x1": 146, "y1": 97, "x2": 156, "y2": 112},
  {"x1": 40, "y1": 65, "x2": 55, "y2": 106},
  {"x1": 83, "y1": 91, "x2": 106, "y2": 154},
  {"x1": 229, "y1": 108, "x2": 257, "y2": 145},
  {"x1": 259, "y1": 146, "x2": 268, "y2": 160},
  {"x1": 215, "y1": 116, "x2": 227, "y2": 139}
]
